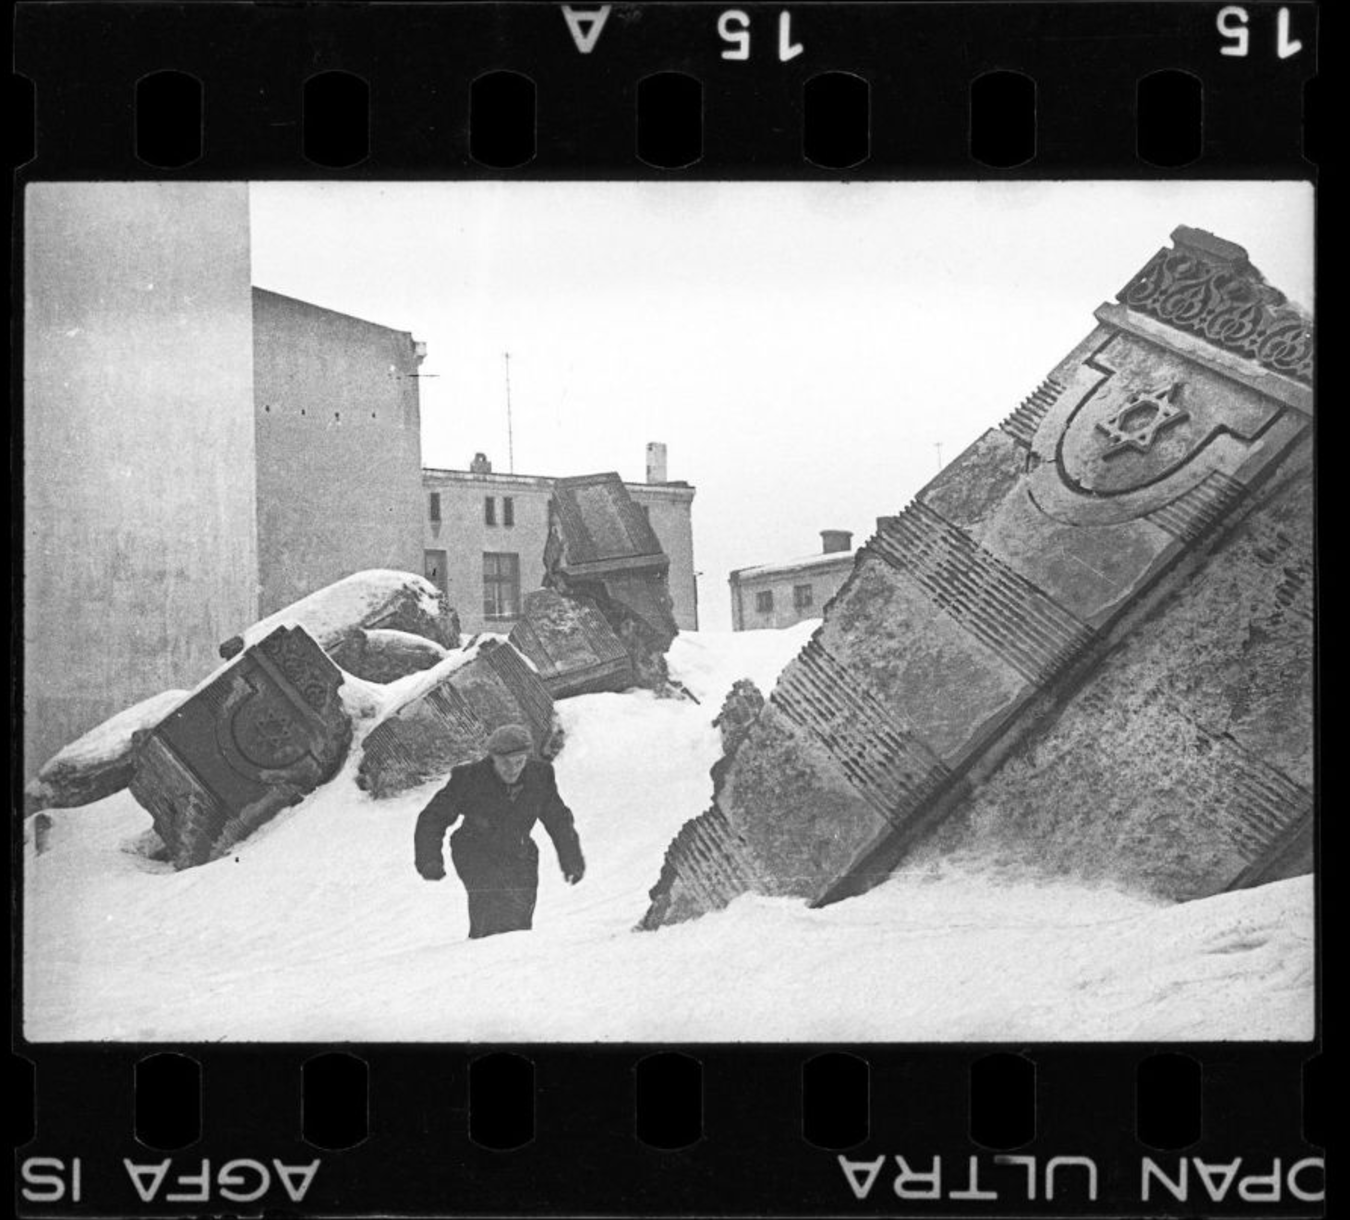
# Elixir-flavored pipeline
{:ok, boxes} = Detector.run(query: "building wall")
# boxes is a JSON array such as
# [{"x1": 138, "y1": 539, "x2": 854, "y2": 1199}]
[
  {"x1": 253, "y1": 289, "x2": 424, "y2": 616},
  {"x1": 629, "y1": 484, "x2": 698, "y2": 630},
  {"x1": 729, "y1": 559, "x2": 854, "y2": 631},
  {"x1": 423, "y1": 470, "x2": 698, "y2": 634},
  {"x1": 423, "y1": 472, "x2": 555, "y2": 634},
  {"x1": 23, "y1": 182, "x2": 259, "y2": 777}
]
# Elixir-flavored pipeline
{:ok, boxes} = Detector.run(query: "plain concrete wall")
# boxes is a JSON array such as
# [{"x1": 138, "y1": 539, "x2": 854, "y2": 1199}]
[
  {"x1": 253, "y1": 289, "x2": 424, "y2": 616},
  {"x1": 629, "y1": 484, "x2": 698, "y2": 630},
  {"x1": 24, "y1": 182, "x2": 258, "y2": 778}
]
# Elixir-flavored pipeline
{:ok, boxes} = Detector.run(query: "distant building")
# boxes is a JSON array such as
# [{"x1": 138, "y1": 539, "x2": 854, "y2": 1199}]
[
  {"x1": 423, "y1": 447, "x2": 697, "y2": 634},
  {"x1": 729, "y1": 530, "x2": 857, "y2": 631},
  {"x1": 253, "y1": 288, "x2": 425, "y2": 615}
]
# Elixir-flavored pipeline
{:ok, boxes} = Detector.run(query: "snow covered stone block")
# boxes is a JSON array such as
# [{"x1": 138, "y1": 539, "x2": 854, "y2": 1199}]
[
  {"x1": 129, "y1": 626, "x2": 352, "y2": 869},
  {"x1": 218, "y1": 569, "x2": 460, "y2": 661},
  {"x1": 507, "y1": 589, "x2": 634, "y2": 698},
  {"x1": 357, "y1": 640, "x2": 558, "y2": 799},
  {"x1": 23, "y1": 688, "x2": 190, "y2": 815},
  {"x1": 543, "y1": 473, "x2": 679, "y2": 691},
  {"x1": 642, "y1": 227, "x2": 1314, "y2": 930},
  {"x1": 328, "y1": 628, "x2": 449, "y2": 684}
]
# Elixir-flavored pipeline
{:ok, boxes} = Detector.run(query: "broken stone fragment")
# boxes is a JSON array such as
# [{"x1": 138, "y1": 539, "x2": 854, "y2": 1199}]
[
  {"x1": 507, "y1": 589, "x2": 634, "y2": 698},
  {"x1": 357, "y1": 639, "x2": 559, "y2": 799},
  {"x1": 23, "y1": 687, "x2": 190, "y2": 815},
  {"x1": 129, "y1": 626, "x2": 351, "y2": 870},
  {"x1": 640, "y1": 226, "x2": 1315, "y2": 930},
  {"x1": 219, "y1": 569, "x2": 460, "y2": 661},
  {"x1": 712, "y1": 679, "x2": 766, "y2": 757},
  {"x1": 328, "y1": 628, "x2": 449, "y2": 684},
  {"x1": 543, "y1": 473, "x2": 679, "y2": 692}
]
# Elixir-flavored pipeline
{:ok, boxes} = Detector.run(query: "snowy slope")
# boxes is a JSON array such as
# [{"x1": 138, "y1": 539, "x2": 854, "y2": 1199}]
[{"x1": 22, "y1": 624, "x2": 1313, "y2": 1043}]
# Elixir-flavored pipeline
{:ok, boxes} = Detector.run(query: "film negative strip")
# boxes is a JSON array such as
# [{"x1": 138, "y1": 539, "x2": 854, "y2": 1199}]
[{"x1": 13, "y1": 3, "x2": 1321, "y2": 1217}]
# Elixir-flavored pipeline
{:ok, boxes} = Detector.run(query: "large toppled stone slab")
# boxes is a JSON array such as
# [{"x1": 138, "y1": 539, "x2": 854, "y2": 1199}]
[
  {"x1": 328, "y1": 628, "x2": 449, "y2": 684},
  {"x1": 507, "y1": 589, "x2": 634, "y2": 698},
  {"x1": 219, "y1": 569, "x2": 459, "y2": 661},
  {"x1": 129, "y1": 626, "x2": 351, "y2": 869},
  {"x1": 641, "y1": 226, "x2": 1314, "y2": 930},
  {"x1": 544, "y1": 473, "x2": 679, "y2": 690},
  {"x1": 23, "y1": 688, "x2": 190, "y2": 815},
  {"x1": 357, "y1": 639, "x2": 558, "y2": 798}
]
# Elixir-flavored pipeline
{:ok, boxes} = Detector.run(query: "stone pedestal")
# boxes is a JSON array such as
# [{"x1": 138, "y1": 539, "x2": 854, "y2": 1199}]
[
  {"x1": 508, "y1": 589, "x2": 634, "y2": 698},
  {"x1": 358, "y1": 640, "x2": 558, "y2": 798},
  {"x1": 642, "y1": 227, "x2": 1314, "y2": 929},
  {"x1": 129, "y1": 626, "x2": 351, "y2": 869},
  {"x1": 544, "y1": 473, "x2": 679, "y2": 691}
]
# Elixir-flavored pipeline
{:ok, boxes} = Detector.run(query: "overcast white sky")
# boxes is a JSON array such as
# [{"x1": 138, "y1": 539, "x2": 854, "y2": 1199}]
[{"x1": 250, "y1": 181, "x2": 1313, "y2": 630}]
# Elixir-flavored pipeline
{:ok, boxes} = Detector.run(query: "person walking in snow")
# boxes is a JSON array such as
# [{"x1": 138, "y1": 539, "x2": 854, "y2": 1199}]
[{"x1": 414, "y1": 724, "x2": 585, "y2": 939}]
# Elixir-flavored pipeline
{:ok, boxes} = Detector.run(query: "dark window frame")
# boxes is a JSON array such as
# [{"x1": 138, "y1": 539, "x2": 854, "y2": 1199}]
[
  {"x1": 503, "y1": 496, "x2": 515, "y2": 527},
  {"x1": 755, "y1": 589, "x2": 775, "y2": 614},
  {"x1": 793, "y1": 583, "x2": 814, "y2": 610},
  {"x1": 429, "y1": 491, "x2": 441, "y2": 522},
  {"x1": 483, "y1": 552, "x2": 521, "y2": 621},
  {"x1": 484, "y1": 496, "x2": 497, "y2": 526}
]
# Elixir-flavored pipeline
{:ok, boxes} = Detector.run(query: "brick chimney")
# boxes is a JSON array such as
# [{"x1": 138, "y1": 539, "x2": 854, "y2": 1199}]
[
  {"x1": 646, "y1": 442, "x2": 668, "y2": 484},
  {"x1": 821, "y1": 529, "x2": 853, "y2": 554},
  {"x1": 470, "y1": 452, "x2": 492, "y2": 474}
]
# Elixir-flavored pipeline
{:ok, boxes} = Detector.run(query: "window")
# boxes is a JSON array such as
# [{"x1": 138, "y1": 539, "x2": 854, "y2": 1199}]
[
  {"x1": 793, "y1": 584, "x2": 814, "y2": 610},
  {"x1": 755, "y1": 590, "x2": 774, "y2": 614},
  {"x1": 428, "y1": 492, "x2": 441, "y2": 522},
  {"x1": 503, "y1": 496, "x2": 515, "y2": 527},
  {"x1": 483, "y1": 553, "x2": 520, "y2": 620},
  {"x1": 484, "y1": 496, "x2": 496, "y2": 526}
]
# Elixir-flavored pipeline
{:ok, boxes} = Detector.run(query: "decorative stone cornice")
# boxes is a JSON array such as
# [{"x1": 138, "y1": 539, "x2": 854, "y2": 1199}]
[{"x1": 1116, "y1": 226, "x2": 1313, "y2": 387}]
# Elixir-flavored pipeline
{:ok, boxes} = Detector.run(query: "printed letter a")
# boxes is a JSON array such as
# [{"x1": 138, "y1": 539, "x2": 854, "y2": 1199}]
[
  {"x1": 562, "y1": 6, "x2": 612, "y2": 54},
  {"x1": 838, "y1": 1156, "x2": 885, "y2": 1200}
]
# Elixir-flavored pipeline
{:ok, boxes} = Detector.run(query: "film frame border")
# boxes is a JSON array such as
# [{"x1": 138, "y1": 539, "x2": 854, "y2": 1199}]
[{"x1": 12, "y1": 2, "x2": 1322, "y2": 1217}]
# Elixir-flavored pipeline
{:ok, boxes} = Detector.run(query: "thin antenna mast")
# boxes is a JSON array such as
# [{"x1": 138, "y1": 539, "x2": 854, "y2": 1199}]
[{"x1": 504, "y1": 352, "x2": 515, "y2": 473}]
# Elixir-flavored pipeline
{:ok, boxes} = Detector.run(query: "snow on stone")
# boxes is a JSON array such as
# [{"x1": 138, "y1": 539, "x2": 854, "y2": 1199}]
[
  {"x1": 31, "y1": 689, "x2": 189, "y2": 778},
  {"x1": 21, "y1": 626, "x2": 1313, "y2": 1043},
  {"x1": 360, "y1": 637, "x2": 497, "y2": 733},
  {"x1": 226, "y1": 569, "x2": 447, "y2": 655},
  {"x1": 24, "y1": 688, "x2": 191, "y2": 810}
]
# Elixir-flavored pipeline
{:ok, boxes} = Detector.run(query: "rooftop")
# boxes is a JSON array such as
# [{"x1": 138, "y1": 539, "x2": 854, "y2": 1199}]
[
  {"x1": 423, "y1": 466, "x2": 694, "y2": 493},
  {"x1": 731, "y1": 550, "x2": 857, "y2": 581}
]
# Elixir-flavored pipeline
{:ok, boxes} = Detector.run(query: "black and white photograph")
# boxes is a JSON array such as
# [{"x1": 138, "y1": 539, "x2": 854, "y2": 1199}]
[{"x1": 21, "y1": 178, "x2": 1313, "y2": 1044}]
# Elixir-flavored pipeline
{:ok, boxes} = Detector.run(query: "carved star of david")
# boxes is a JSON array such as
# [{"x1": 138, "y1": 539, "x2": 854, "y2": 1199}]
[{"x1": 1096, "y1": 381, "x2": 1189, "y2": 457}]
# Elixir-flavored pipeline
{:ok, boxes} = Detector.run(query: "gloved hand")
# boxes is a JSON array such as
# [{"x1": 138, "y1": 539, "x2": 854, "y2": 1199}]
[
  {"x1": 418, "y1": 861, "x2": 446, "y2": 881},
  {"x1": 563, "y1": 863, "x2": 585, "y2": 885}
]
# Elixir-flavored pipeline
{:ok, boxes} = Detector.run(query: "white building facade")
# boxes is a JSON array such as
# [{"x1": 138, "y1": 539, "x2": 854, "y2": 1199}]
[
  {"x1": 423, "y1": 449, "x2": 698, "y2": 635},
  {"x1": 728, "y1": 531, "x2": 857, "y2": 631}
]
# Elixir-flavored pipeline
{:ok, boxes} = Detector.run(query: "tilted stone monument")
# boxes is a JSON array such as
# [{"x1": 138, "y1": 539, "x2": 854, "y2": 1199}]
[
  {"x1": 507, "y1": 589, "x2": 635, "y2": 698},
  {"x1": 129, "y1": 626, "x2": 352, "y2": 869},
  {"x1": 357, "y1": 639, "x2": 558, "y2": 798},
  {"x1": 642, "y1": 226, "x2": 1313, "y2": 930},
  {"x1": 544, "y1": 473, "x2": 679, "y2": 690}
]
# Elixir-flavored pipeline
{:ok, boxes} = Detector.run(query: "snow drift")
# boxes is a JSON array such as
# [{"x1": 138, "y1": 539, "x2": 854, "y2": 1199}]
[{"x1": 22, "y1": 625, "x2": 1313, "y2": 1042}]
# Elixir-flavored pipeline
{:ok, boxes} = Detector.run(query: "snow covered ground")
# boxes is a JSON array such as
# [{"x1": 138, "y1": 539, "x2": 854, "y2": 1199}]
[{"x1": 22, "y1": 624, "x2": 1314, "y2": 1043}]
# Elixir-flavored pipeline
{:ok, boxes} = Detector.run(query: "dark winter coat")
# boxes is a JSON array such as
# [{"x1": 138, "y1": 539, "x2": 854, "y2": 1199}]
[{"x1": 414, "y1": 757, "x2": 585, "y2": 938}]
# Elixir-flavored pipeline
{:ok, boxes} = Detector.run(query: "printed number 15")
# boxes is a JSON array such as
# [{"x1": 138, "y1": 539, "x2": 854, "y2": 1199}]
[
  {"x1": 1217, "y1": 6, "x2": 1303, "y2": 59},
  {"x1": 718, "y1": 10, "x2": 804, "y2": 62}
]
